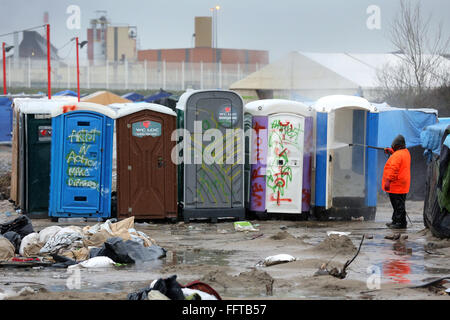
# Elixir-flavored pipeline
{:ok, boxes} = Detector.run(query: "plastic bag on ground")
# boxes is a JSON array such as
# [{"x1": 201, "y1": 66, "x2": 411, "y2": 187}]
[
  {"x1": 234, "y1": 221, "x2": 259, "y2": 232},
  {"x1": 19, "y1": 232, "x2": 40, "y2": 256},
  {"x1": 40, "y1": 227, "x2": 83, "y2": 255},
  {"x1": 0, "y1": 235, "x2": 15, "y2": 261},
  {"x1": 89, "y1": 237, "x2": 165, "y2": 264},
  {"x1": 68, "y1": 256, "x2": 116, "y2": 269},
  {"x1": 38, "y1": 226, "x2": 62, "y2": 244},
  {"x1": 3, "y1": 231, "x2": 21, "y2": 254},
  {"x1": 257, "y1": 254, "x2": 297, "y2": 267},
  {"x1": 0, "y1": 215, "x2": 34, "y2": 239}
]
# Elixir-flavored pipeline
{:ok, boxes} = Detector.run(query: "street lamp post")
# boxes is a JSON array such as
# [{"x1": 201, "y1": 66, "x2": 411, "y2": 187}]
[{"x1": 2, "y1": 42, "x2": 14, "y2": 95}]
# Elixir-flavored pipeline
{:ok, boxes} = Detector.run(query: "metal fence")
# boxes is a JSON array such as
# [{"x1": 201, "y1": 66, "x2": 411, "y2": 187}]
[{"x1": 4, "y1": 58, "x2": 263, "y2": 91}]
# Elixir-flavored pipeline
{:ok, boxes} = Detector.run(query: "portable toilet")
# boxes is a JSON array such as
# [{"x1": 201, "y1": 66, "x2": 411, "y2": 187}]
[
  {"x1": 10, "y1": 97, "x2": 77, "y2": 217},
  {"x1": 244, "y1": 99, "x2": 314, "y2": 219},
  {"x1": 0, "y1": 97, "x2": 13, "y2": 143},
  {"x1": 49, "y1": 102, "x2": 115, "y2": 219},
  {"x1": 176, "y1": 89, "x2": 245, "y2": 222},
  {"x1": 312, "y1": 95, "x2": 379, "y2": 220},
  {"x1": 114, "y1": 103, "x2": 177, "y2": 220}
]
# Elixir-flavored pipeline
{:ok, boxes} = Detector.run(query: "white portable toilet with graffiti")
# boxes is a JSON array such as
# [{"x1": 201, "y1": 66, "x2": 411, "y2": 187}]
[
  {"x1": 245, "y1": 99, "x2": 314, "y2": 219},
  {"x1": 49, "y1": 102, "x2": 116, "y2": 219},
  {"x1": 312, "y1": 95, "x2": 379, "y2": 220}
]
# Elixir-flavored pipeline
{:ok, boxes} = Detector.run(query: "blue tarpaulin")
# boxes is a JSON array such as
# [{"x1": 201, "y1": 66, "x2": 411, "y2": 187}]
[
  {"x1": 439, "y1": 117, "x2": 450, "y2": 124},
  {"x1": 143, "y1": 90, "x2": 172, "y2": 103},
  {"x1": 373, "y1": 104, "x2": 438, "y2": 199},
  {"x1": 375, "y1": 106, "x2": 438, "y2": 148},
  {"x1": 0, "y1": 97, "x2": 12, "y2": 142},
  {"x1": 54, "y1": 90, "x2": 77, "y2": 97},
  {"x1": 421, "y1": 122, "x2": 450, "y2": 156},
  {"x1": 122, "y1": 92, "x2": 144, "y2": 102}
]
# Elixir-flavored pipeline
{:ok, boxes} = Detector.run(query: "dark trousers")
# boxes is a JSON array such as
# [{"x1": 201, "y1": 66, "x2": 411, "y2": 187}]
[{"x1": 389, "y1": 193, "x2": 407, "y2": 225}]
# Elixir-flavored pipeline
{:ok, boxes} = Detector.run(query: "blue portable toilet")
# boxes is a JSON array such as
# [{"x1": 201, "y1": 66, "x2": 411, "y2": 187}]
[
  {"x1": 49, "y1": 102, "x2": 116, "y2": 219},
  {"x1": 0, "y1": 97, "x2": 13, "y2": 143},
  {"x1": 312, "y1": 95, "x2": 379, "y2": 221}
]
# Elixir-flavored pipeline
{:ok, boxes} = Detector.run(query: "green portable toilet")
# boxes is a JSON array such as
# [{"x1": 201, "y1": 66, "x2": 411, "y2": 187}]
[
  {"x1": 13, "y1": 97, "x2": 78, "y2": 217},
  {"x1": 176, "y1": 89, "x2": 246, "y2": 223}
]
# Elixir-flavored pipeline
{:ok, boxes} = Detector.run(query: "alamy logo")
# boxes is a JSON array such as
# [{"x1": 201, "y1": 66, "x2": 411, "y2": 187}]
[
  {"x1": 366, "y1": 5, "x2": 381, "y2": 30},
  {"x1": 66, "y1": 5, "x2": 81, "y2": 30}
]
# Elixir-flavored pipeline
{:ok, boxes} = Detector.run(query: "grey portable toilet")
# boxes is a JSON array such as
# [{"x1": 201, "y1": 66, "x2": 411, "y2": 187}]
[{"x1": 176, "y1": 89, "x2": 246, "y2": 222}]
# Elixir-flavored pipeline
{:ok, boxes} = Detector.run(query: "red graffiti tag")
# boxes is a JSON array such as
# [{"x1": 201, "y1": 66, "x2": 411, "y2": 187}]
[{"x1": 62, "y1": 105, "x2": 77, "y2": 113}]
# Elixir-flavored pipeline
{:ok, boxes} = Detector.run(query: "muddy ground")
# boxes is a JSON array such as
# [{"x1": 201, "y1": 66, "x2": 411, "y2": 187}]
[{"x1": 0, "y1": 144, "x2": 449, "y2": 300}]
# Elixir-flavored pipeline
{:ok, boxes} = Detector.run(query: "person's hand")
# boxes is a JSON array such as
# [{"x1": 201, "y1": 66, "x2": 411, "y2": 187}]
[
  {"x1": 384, "y1": 148, "x2": 394, "y2": 155},
  {"x1": 384, "y1": 180, "x2": 391, "y2": 191}
]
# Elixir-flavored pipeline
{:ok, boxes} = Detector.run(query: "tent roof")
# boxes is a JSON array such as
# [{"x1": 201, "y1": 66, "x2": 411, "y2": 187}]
[
  {"x1": 230, "y1": 51, "x2": 450, "y2": 91},
  {"x1": 81, "y1": 91, "x2": 131, "y2": 105},
  {"x1": 54, "y1": 90, "x2": 78, "y2": 97},
  {"x1": 421, "y1": 123, "x2": 450, "y2": 155},
  {"x1": 144, "y1": 90, "x2": 172, "y2": 102},
  {"x1": 121, "y1": 92, "x2": 144, "y2": 102}
]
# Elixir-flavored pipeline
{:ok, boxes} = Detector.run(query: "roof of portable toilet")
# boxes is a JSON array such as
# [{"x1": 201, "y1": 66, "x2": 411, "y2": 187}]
[
  {"x1": 244, "y1": 99, "x2": 314, "y2": 117},
  {"x1": 12, "y1": 97, "x2": 78, "y2": 114},
  {"x1": 114, "y1": 103, "x2": 176, "y2": 118},
  {"x1": 312, "y1": 95, "x2": 378, "y2": 113},
  {"x1": 50, "y1": 101, "x2": 117, "y2": 119},
  {"x1": 176, "y1": 89, "x2": 243, "y2": 111}
]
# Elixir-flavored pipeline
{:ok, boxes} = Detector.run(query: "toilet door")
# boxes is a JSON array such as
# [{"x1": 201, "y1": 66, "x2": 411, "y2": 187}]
[{"x1": 266, "y1": 113, "x2": 304, "y2": 213}]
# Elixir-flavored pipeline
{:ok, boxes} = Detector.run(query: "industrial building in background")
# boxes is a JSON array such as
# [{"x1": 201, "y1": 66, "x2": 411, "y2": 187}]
[
  {"x1": 138, "y1": 16, "x2": 268, "y2": 67},
  {"x1": 87, "y1": 11, "x2": 137, "y2": 64}
]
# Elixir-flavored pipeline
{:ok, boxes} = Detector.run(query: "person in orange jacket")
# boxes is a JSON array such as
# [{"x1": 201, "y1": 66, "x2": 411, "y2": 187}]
[{"x1": 382, "y1": 134, "x2": 411, "y2": 229}]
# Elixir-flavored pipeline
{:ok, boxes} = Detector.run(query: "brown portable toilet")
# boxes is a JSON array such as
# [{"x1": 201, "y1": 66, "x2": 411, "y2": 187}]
[{"x1": 114, "y1": 103, "x2": 177, "y2": 220}]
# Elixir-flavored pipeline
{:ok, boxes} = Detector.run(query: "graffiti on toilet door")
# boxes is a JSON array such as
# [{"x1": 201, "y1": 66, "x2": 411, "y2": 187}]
[
  {"x1": 65, "y1": 128, "x2": 101, "y2": 190},
  {"x1": 250, "y1": 116, "x2": 268, "y2": 212},
  {"x1": 266, "y1": 116, "x2": 304, "y2": 210}
]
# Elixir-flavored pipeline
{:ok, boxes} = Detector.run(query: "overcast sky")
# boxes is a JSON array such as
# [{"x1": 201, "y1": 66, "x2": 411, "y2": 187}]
[{"x1": 0, "y1": 0, "x2": 449, "y2": 62}]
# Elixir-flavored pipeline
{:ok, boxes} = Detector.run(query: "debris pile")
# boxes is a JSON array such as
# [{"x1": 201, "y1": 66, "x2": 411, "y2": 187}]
[{"x1": 0, "y1": 215, "x2": 165, "y2": 268}]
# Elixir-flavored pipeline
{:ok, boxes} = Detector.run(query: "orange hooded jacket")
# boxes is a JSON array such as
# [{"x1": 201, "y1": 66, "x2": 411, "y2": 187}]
[{"x1": 382, "y1": 148, "x2": 411, "y2": 194}]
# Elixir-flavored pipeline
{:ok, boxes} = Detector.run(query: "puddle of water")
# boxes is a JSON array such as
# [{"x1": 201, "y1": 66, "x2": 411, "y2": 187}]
[{"x1": 164, "y1": 249, "x2": 234, "y2": 266}]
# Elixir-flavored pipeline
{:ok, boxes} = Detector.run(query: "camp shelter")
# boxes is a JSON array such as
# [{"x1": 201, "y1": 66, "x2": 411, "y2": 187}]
[
  {"x1": 115, "y1": 103, "x2": 177, "y2": 220},
  {"x1": 81, "y1": 90, "x2": 131, "y2": 105},
  {"x1": 49, "y1": 102, "x2": 115, "y2": 219},
  {"x1": 176, "y1": 89, "x2": 245, "y2": 223},
  {"x1": 374, "y1": 104, "x2": 438, "y2": 200},
  {"x1": 121, "y1": 92, "x2": 144, "y2": 102},
  {"x1": 312, "y1": 95, "x2": 379, "y2": 221},
  {"x1": 144, "y1": 89, "x2": 172, "y2": 103},
  {"x1": 11, "y1": 97, "x2": 78, "y2": 217},
  {"x1": 244, "y1": 99, "x2": 314, "y2": 218},
  {"x1": 421, "y1": 123, "x2": 450, "y2": 238},
  {"x1": 54, "y1": 90, "x2": 78, "y2": 97}
]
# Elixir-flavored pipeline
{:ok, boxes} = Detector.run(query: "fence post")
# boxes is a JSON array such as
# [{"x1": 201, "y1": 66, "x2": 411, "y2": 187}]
[
  {"x1": 200, "y1": 61, "x2": 203, "y2": 90},
  {"x1": 237, "y1": 63, "x2": 241, "y2": 82},
  {"x1": 67, "y1": 63, "x2": 70, "y2": 89},
  {"x1": 163, "y1": 60, "x2": 166, "y2": 89},
  {"x1": 87, "y1": 63, "x2": 90, "y2": 89},
  {"x1": 125, "y1": 60, "x2": 128, "y2": 90},
  {"x1": 106, "y1": 61, "x2": 109, "y2": 89},
  {"x1": 144, "y1": 60, "x2": 147, "y2": 90},
  {"x1": 27, "y1": 57, "x2": 31, "y2": 88},
  {"x1": 181, "y1": 61, "x2": 185, "y2": 90},
  {"x1": 219, "y1": 61, "x2": 222, "y2": 89}
]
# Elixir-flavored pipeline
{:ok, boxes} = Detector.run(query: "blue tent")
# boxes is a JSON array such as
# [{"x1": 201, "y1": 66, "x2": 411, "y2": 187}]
[
  {"x1": 0, "y1": 97, "x2": 12, "y2": 143},
  {"x1": 143, "y1": 90, "x2": 172, "y2": 103},
  {"x1": 54, "y1": 90, "x2": 77, "y2": 97},
  {"x1": 121, "y1": 92, "x2": 144, "y2": 102},
  {"x1": 373, "y1": 104, "x2": 438, "y2": 199},
  {"x1": 439, "y1": 117, "x2": 450, "y2": 125},
  {"x1": 421, "y1": 122, "x2": 450, "y2": 157}
]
